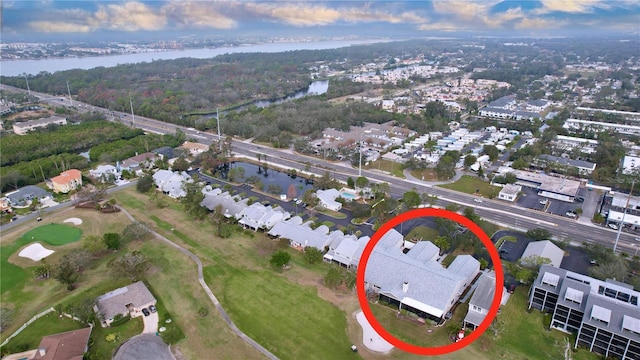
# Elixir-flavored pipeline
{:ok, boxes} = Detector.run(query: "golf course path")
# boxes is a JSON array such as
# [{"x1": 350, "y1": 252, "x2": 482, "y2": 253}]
[{"x1": 117, "y1": 206, "x2": 279, "y2": 360}]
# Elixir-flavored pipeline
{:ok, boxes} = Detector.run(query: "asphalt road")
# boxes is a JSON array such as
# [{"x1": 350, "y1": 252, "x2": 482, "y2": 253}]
[{"x1": 3, "y1": 84, "x2": 639, "y2": 255}]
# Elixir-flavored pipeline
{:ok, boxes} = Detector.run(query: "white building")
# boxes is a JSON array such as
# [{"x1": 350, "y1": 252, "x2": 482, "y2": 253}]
[
  {"x1": 563, "y1": 118, "x2": 640, "y2": 136},
  {"x1": 237, "y1": 203, "x2": 289, "y2": 231},
  {"x1": 498, "y1": 184, "x2": 522, "y2": 202},
  {"x1": 152, "y1": 169, "x2": 192, "y2": 199},
  {"x1": 13, "y1": 116, "x2": 67, "y2": 135},
  {"x1": 316, "y1": 189, "x2": 342, "y2": 211},
  {"x1": 622, "y1": 155, "x2": 640, "y2": 175},
  {"x1": 521, "y1": 240, "x2": 564, "y2": 268},
  {"x1": 365, "y1": 229, "x2": 480, "y2": 322}
]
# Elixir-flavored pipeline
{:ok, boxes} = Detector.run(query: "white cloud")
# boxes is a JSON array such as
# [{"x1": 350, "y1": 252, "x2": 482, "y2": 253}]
[
  {"x1": 91, "y1": 2, "x2": 167, "y2": 31},
  {"x1": 534, "y1": 0, "x2": 610, "y2": 14},
  {"x1": 28, "y1": 21, "x2": 92, "y2": 33},
  {"x1": 161, "y1": 1, "x2": 237, "y2": 29}
]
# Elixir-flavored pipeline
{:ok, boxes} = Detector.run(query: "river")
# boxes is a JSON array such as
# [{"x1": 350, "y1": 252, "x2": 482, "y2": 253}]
[{"x1": 1, "y1": 39, "x2": 390, "y2": 77}]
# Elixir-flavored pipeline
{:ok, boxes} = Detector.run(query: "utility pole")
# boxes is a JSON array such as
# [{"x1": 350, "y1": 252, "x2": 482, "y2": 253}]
[
  {"x1": 358, "y1": 133, "x2": 363, "y2": 177},
  {"x1": 129, "y1": 93, "x2": 135, "y2": 127},
  {"x1": 66, "y1": 81, "x2": 73, "y2": 106},
  {"x1": 24, "y1": 74, "x2": 31, "y2": 96},
  {"x1": 613, "y1": 179, "x2": 634, "y2": 253},
  {"x1": 217, "y1": 107, "x2": 222, "y2": 151}
]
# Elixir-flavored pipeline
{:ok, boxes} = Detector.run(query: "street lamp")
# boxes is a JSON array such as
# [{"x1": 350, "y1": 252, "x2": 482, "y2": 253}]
[{"x1": 613, "y1": 179, "x2": 634, "y2": 253}]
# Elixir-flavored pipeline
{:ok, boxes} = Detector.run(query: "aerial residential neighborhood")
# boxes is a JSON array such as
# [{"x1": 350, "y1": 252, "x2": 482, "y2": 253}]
[{"x1": 1, "y1": 2, "x2": 640, "y2": 359}]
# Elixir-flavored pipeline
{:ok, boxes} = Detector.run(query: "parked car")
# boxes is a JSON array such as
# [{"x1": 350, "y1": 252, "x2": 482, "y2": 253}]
[
  {"x1": 149, "y1": 305, "x2": 157, "y2": 313},
  {"x1": 142, "y1": 308, "x2": 150, "y2": 316},
  {"x1": 566, "y1": 211, "x2": 577, "y2": 218},
  {"x1": 607, "y1": 223, "x2": 619, "y2": 230},
  {"x1": 539, "y1": 199, "x2": 548, "y2": 205}
]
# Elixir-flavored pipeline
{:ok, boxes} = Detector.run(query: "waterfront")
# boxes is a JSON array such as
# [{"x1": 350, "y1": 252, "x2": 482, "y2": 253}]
[
  {"x1": 1, "y1": 39, "x2": 390, "y2": 77},
  {"x1": 215, "y1": 162, "x2": 314, "y2": 197}
]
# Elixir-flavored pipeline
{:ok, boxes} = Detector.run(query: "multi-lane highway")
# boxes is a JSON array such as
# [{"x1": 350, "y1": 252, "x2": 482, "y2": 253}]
[{"x1": 3, "y1": 84, "x2": 639, "y2": 254}]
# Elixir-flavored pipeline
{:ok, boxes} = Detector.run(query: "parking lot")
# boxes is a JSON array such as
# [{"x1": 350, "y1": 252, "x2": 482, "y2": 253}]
[{"x1": 515, "y1": 186, "x2": 591, "y2": 219}]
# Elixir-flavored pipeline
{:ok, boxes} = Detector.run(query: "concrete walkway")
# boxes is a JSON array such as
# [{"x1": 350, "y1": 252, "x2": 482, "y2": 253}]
[
  {"x1": 117, "y1": 206, "x2": 278, "y2": 360},
  {"x1": 403, "y1": 168, "x2": 466, "y2": 186}
]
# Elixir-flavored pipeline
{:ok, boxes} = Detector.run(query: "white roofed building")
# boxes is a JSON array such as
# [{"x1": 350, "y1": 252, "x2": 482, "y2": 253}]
[{"x1": 365, "y1": 229, "x2": 480, "y2": 323}]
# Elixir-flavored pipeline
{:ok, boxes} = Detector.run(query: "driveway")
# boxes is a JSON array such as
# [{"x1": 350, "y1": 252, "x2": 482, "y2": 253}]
[{"x1": 142, "y1": 311, "x2": 159, "y2": 334}]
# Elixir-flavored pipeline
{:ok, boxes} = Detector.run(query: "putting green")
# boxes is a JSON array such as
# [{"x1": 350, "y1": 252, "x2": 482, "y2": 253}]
[{"x1": 21, "y1": 224, "x2": 83, "y2": 246}]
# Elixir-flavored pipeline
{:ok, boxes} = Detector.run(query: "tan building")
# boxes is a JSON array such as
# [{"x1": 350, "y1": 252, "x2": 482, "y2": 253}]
[
  {"x1": 13, "y1": 116, "x2": 67, "y2": 135},
  {"x1": 180, "y1": 141, "x2": 209, "y2": 156},
  {"x1": 47, "y1": 169, "x2": 82, "y2": 193}
]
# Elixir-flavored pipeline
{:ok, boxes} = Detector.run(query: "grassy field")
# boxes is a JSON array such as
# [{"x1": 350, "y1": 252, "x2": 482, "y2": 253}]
[
  {"x1": 1, "y1": 187, "x2": 604, "y2": 360},
  {"x1": 21, "y1": 224, "x2": 82, "y2": 246},
  {"x1": 1, "y1": 313, "x2": 85, "y2": 353},
  {"x1": 363, "y1": 159, "x2": 406, "y2": 178},
  {"x1": 405, "y1": 226, "x2": 439, "y2": 242},
  {"x1": 410, "y1": 168, "x2": 439, "y2": 181},
  {"x1": 438, "y1": 176, "x2": 502, "y2": 199}
]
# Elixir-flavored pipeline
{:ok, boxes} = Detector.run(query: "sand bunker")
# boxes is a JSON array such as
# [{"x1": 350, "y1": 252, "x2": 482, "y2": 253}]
[
  {"x1": 356, "y1": 311, "x2": 394, "y2": 353},
  {"x1": 63, "y1": 217, "x2": 83, "y2": 225},
  {"x1": 19, "y1": 243, "x2": 55, "y2": 261}
]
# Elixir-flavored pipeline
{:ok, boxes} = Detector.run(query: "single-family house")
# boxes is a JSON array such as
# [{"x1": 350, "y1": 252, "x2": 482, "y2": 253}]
[
  {"x1": 316, "y1": 189, "x2": 342, "y2": 211},
  {"x1": 89, "y1": 164, "x2": 120, "y2": 183},
  {"x1": 152, "y1": 169, "x2": 192, "y2": 199},
  {"x1": 237, "y1": 202, "x2": 289, "y2": 231},
  {"x1": 32, "y1": 327, "x2": 92, "y2": 360},
  {"x1": 47, "y1": 169, "x2": 82, "y2": 194},
  {"x1": 498, "y1": 184, "x2": 522, "y2": 202},
  {"x1": 151, "y1": 146, "x2": 176, "y2": 161},
  {"x1": 365, "y1": 229, "x2": 480, "y2": 323},
  {"x1": 0, "y1": 197, "x2": 11, "y2": 213},
  {"x1": 96, "y1": 281, "x2": 156, "y2": 327},
  {"x1": 463, "y1": 271, "x2": 507, "y2": 330},
  {"x1": 119, "y1": 152, "x2": 157, "y2": 173},
  {"x1": 520, "y1": 240, "x2": 564, "y2": 268}
]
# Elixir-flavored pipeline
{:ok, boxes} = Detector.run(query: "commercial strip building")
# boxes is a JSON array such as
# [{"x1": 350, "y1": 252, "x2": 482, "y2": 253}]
[
  {"x1": 12, "y1": 116, "x2": 67, "y2": 135},
  {"x1": 563, "y1": 118, "x2": 640, "y2": 136},
  {"x1": 528, "y1": 265, "x2": 640, "y2": 359},
  {"x1": 496, "y1": 169, "x2": 581, "y2": 202}
]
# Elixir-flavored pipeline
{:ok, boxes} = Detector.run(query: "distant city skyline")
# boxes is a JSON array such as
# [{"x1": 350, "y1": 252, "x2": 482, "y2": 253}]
[{"x1": 2, "y1": 1, "x2": 639, "y2": 42}]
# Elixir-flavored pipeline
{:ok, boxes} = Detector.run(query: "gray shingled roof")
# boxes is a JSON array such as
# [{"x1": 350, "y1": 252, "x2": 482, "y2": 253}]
[
  {"x1": 365, "y1": 231, "x2": 479, "y2": 318},
  {"x1": 96, "y1": 281, "x2": 156, "y2": 321},
  {"x1": 537, "y1": 154, "x2": 596, "y2": 170}
]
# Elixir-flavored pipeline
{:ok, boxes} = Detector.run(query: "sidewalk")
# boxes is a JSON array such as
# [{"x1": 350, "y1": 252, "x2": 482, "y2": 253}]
[{"x1": 403, "y1": 168, "x2": 465, "y2": 186}]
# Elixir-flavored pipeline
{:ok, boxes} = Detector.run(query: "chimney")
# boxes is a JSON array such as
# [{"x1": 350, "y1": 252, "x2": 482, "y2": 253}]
[
  {"x1": 38, "y1": 348, "x2": 46, "y2": 356},
  {"x1": 402, "y1": 281, "x2": 409, "y2": 293}
]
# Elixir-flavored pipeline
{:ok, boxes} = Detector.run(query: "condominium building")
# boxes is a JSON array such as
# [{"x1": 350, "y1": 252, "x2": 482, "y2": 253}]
[{"x1": 528, "y1": 265, "x2": 640, "y2": 359}]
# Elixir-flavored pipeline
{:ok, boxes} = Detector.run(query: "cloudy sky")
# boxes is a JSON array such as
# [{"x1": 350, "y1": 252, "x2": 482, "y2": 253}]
[{"x1": 2, "y1": 1, "x2": 639, "y2": 40}]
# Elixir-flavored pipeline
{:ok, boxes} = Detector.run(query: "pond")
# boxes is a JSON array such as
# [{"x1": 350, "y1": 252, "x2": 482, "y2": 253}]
[{"x1": 214, "y1": 161, "x2": 314, "y2": 197}]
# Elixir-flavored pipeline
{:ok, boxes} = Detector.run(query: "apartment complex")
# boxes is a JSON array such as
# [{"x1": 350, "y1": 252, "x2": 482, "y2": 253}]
[{"x1": 529, "y1": 265, "x2": 640, "y2": 359}]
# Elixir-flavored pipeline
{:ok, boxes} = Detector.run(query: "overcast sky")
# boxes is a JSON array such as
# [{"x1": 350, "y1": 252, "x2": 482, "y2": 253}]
[{"x1": 3, "y1": 1, "x2": 639, "y2": 41}]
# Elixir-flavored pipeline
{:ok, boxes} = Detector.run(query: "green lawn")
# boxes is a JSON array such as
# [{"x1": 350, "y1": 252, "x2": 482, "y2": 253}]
[
  {"x1": 88, "y1": 315, "x2": 144, "y2": 359},
  {"x1": 363, "y1": 159, "x2": 406, "y2": 178},
  {"x1": 21, "y1": 224, "x2": 82, "y2": 246},
  {"x1": 1, "y1": 312, "x2": 86, "y2": 354},
  {"x1": 205, "y1": 268, "x2": 358, "y2": 360},
  {"x1": 0, "y1": 241, "x2": 30, "y2": 298},
  {"x1": 438, "y1": 176, "x2": 502, "y2": 199},
  {"x1": 406, "y1": 226, "x2": 439, "y2": 241},
  {"x1": 486, "y1": 286, "x2": 600, "y2": 360}
]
